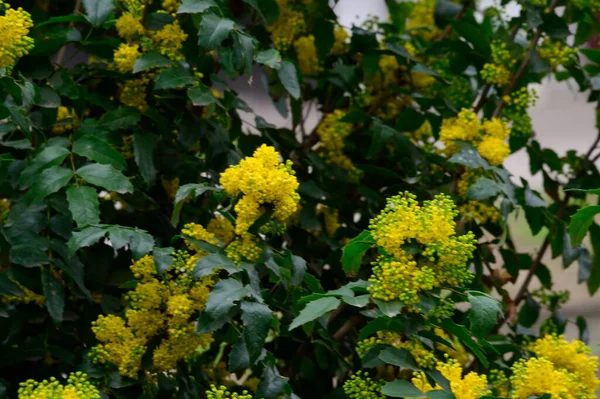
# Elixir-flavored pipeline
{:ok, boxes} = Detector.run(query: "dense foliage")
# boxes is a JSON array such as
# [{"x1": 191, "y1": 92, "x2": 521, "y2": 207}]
[{"x1": 1, "y1": 0, "x2": 600, "y2": 398}]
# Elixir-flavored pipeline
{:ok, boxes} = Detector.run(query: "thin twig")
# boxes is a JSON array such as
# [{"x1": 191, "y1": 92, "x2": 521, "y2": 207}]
[
  {"x1": 437, "y1": 4, "x2": 467, "y2": 41},
  {"x1": 473, "y1": 84, "x2": 492, "y2": 113},
  {"x1": 333, "y1": 315, "x2": 363, "y2": 340}
]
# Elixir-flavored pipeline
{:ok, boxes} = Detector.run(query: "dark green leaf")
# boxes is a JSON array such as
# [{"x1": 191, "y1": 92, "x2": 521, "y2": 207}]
[
  {"x1": 278, "y1": 60, "x2": 300, "y2": 100},
  {"x1": 439, "y1": 318, "x2": 489, "y2": 367},
  {"x1": 448, "y1": 145, "x2": 491, "y2": 169},
  {"x1": 256, "y1": 366, "x2": 289, "y2": 399},
  {"x1": 256, "y1": 49, "x2": 282, "y2": 69},
  {"x1": 467, "y1": 291, "x2": 502, "y2": 338},
  {"x1": 341, "y1": 230, "x2": 375, "y2": 274},
  {"x1": 174, "y1": 183, "x2": 219, "y2": 203},
  {"x1": 381, "y1": 380, "x2": 424, "y2": 398},
  {"x1": 229, "y1": 335, "x2": 251, "y2": 371},
  {"x1": 177, "y1": 0, "x2": 216, "y2": 13},
  {"x1": 133, "y1": 130, "x2": 156, "y2": 184},
  {"x1": 527, "y1": 5, "x2": 543, "y2": 29},
  {"x1": 289, "y1": 297, "x2": 340, "y2": 330},
  {"x1": 198, "y1": 279, "x2": 251, "y2": 332},
  {"x1": 66, "y1": 186, "x2": 100, "y2": 226},
  {"x1": 99, "y1": 107, "x2": 140, "y2": 131},
  {"x1": 451, "y1": 21, "x2": 490, "y2": 55},
  {"x1": 0, "y1": 273, "x2": 24, "y2": 296},
  {"x1": 19, "y1": 146, "x2": 71, "y2": 188},
  {"x1": 73, "y1": 136, "x2": 127, "y2": 170},
  {"x1": 76, "y1": 163, "x2": 134, "y2": 194},
  {"x1": 133, "y1": 52, "x2": 172, "y2": 73},
  {"x1": 25, "y1": 166, "x2": 73, "y2": 204},
  {"x1": 379, "y1": 347, "x2": 421, "y2": 370},
  {"x1": 241, "y1": 301, "x2": 272, "y2": 364},
  {"x1": 193, "y1": 253, "x2": 240, "y2": 277},
  {"x1": 467, "y1": 178, "x2": 502, "y2": 200},
  {"x1": 524, "y1": 187, "x2": 546, "y2": 208},
  {"x1": 569, "y1": 205, "x2": 600, "y2": 246},
  {"x1": 198, "y1": 13, "x2": 235, "y2": 50},
  {"x1": 578, "y1": 248, "x2": 592, "y2": 283},
  {"x1": 37, "y1": 86, "x2": 61, "y2": 108},
  {"x1": 188, "y1": 86, "x2": 220, "y2": 106},
  {"x1": 67, "y1": 226, "x2": 106, "y2": 256},
  {"x1": 153, "y1": 247, "x2": 174, "y2": 274},
  {"x1": 11, "y1": 246, "x2": 50, "y2": 267},
  {"x1": 154, "y1": 66, "x2": 196, "y2": 90},
  {"x1": 42, "y1": 267, "x2": 65, "y2": 323},
  {"x1": 82, "y1": 0, "x2": 114, "y2": 26}
]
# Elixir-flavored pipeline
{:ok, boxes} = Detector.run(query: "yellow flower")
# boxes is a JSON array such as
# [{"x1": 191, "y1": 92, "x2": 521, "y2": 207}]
[
  {"x1": 119, "y1": 76, "x2": 150, "y2": 111},
  {"x1": 0, "y1": 4, "x2": 34, "y2": 71},
  {"x1": 459, "y1": 201, "x2": 501, "y2": 224},
  {"x1": 116, "y1": 12, "x2": 144, "y2": 39},
  {"x1": 220, "y1": 144, "x2": 300, "y2": 235},
  {"x1": 294, "y1": 35, "x2": 320, "y2": 75},
  {"x1": 316, "y1": 204, "x2": 340, "y2": 237},
  {"x1": 440, "y1": 109, "x2": 481, "y2": 144},
  {"x1": 162, "y1": 0, "x2": 181, "y2": 12},
  {"x1": 437, "y1": 359, "x2": 490, "y2": 399},
  {"x1": 480, "y1": 42, "x2": 515, "y2": 87},
  {"x1": 18, "y1": 372, "x2": 100, "y2": 399},
  {"x1": 130, "y1": 254, "x2": 157, "y2": 280},
  {"x1": 207, "y1": 215, "x2": 235, "y2": 243},
  {"x1": 113, "y1": 43, "x2": 141, "y2": 73},
  {"x1": 477, "y1": 136, "x2": 510, "y2": 166},
  {"x1": 267, "y1": 0, "x2": 305, "y2": 50},
  {"x1": 316, "y1": 110, "x2": 361, "y2": 179},
  {"x1": 331, "y1": 27, "x2": 349, "y2": 55},
  {"x1": 1, "y1": 276, "x2": 45, "y2": 307},
  {"x1": 510, "y1": 357, "x2": 582, "y2": 399},
  {"x1": 539, "y1": 40, "x2": 576, "y2": 68},
  {"x1": 145, "y1": 21, "x2": 188, "y2": 61},
  {"x1": 52, "y1": 106, "x2": 76, "y2": 135},
  {"x1": 181, "y1": 222, "x2": 219, "y2": 252},
  {"x1": 407, "y1": 0, "x2": 440, "y2": 40}
]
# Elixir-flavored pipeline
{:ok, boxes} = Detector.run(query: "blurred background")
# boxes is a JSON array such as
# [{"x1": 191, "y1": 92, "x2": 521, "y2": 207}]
[{"x1": 230, "y1": 0, "x2": 600, "y2": 352}]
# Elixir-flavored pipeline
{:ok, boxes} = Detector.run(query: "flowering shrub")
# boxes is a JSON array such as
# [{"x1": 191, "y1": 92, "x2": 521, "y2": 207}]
[{"x1": 1, "y1": 0, "x2": 600, "y2": 398}]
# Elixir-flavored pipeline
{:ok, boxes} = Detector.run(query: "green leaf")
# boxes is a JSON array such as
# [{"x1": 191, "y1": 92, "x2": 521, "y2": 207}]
[
  {"x1": 381, "y1": 380, "x2": 424, "y2": 398},
  {"x1": 435, "y1": 0, "x2": 462, "y2": 20},
  {"x1": 569, "y1": 205, "x2": 600, "y2": 246},
  {"x1": 379, "y1": 347, "x2": 421, "y2": 370},
  {"x1": 342, "y1": 230, "x2": 375, "y2": 274},
  {"x1": 256, "y1": 366, "x2": 289, "y2": 399},
  {"x1": 241, "y1": 301, "x2": 272, "y2": 364},
  {"x1": 527, "y1": 5, "x2": 543, "y2": 29},
  {"x1": 73, "y1": 136, "x2": 127, "y2": 170},
  {"x1": 241, "y1": 0, "x2": 266, "y2": 20},
  {"x1": 82, "y1": 0, "x2": 114, "y2": 26},
  {"x1": 154, "y1": 66, "x2": 196, "y2": 90},
  {"x1": 37, "y1": 86, "x2": 61, "y2": 108},
  {"x1": 439, "y1": 318, "x2": 489, "y2": 367},
  {"x1": 11, "y1": 246, "x2": 50, "y2": 267},
  {"x1": 99, "y1": 107, "x2": 141, "y2": 131},
  {"x1": 288, "y1": 297, "x2": 340, "y2": 331},
  {"x1": 524, "y1": 187, "x2": 546, "y2": 207},
  {"x1": 67, "y1": 226, "x2": 106, "y2": 255},
  {"x1": 19, "y1": 146, "x2": 71, "y2": 188},
  {"x1": 25, "y1": 166, "x2": 73, "y2": 204},
  {"x1": 76, "y1": 163, "x2": 134, "y2": 194},
  {"x1": 198, "y1": 13, "x2": 235, "y2": 50},
  {"x1": 565, "y1": 188, "x2": 600, "y2": 196},
  {"x1": 234, "y1": 32, "x2": 256, "y2": 76},
  {"x1": 359, "y1": 317, "x2": 404, "y2": 340},
  {"x1": 66, "y1": 186, "x2": 100, "y2": 227},
  {"x1": 451, "y1": 20, "x2": 490, "y2": 55},
  {"x1": 0, "y1": 273, "x2": 25, "y2": 296},
  {"x1": 188, "y1": 86, "x2": 220, "y2": 107},
  {"x1": 374, "y1": 299, "x2": 403, "y2": 317},
  {"x1": 229, "y1": 335, "x2": 251, "y2": 371},
  {"x1": 278, "y1": 60, "x2": 300, "y2": 100},
  {"x1": 198, "y1": 279, "x2": 252, "y2": 333},
  {"x1": 467, "y1": 178, "x2": 502, "y2": 201},
  {"x1": 256, "y1": 49, "x2": 282, "y2": 69},
  {"x1": 193, "y1": 253, "x2": 240, "y2": 277},
  {"x1": 467, "y1": 291, "x2": 502, "y2": 338},
  {"x1": 128, "y1": 229, "x2": 155, "y2": 259},
  {"x1": 42, "y1": 267, "x2": 65, "y2": 324},
  {"x1": 448, "y1": 144, "x2": 491, "y2": 170},
  {"x1": 49, "y1": 69, "x2": 79, "y2": 99},
  {"x1": 174, "y1": 183, "x2": 219, "y2": 203},
  {"x1": 132, "y1": 52, "x2": 172, "y2": 73},
  {"x1": 153, "y1": 247, "x2": 174, "y2": 274},
  {"x1": 177, "y1": 0, "x2": 216, "y2": 13},
  {"x1": 133, "y1": 130, "x2": 156, "y2": 185}
]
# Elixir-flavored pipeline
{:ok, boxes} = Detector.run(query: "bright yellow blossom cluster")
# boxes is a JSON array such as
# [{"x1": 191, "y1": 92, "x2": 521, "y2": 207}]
[
  {"x1": 343, "y1": 371, "x2": 384, "y2": 399},
  {"x1": 220, "y1": 144, "x2": 300, "y2": 237},
  {"x1": 356, "y1": 331, "x2": 437, "y2": 369},
  {"x1": 316, "y1": 110, "x2": 360, "y2": 179},
  {"x1": 143, "y1": 20, "x2": 188, "y2": 61},
  {"x1": 205, "y1": 385, "x2": 253, "y2": 399},
  {"x1": 459, "y1": 200, "x2": 501, "y2": 224},
  {"x1": 267, "y1": 0, "x2": 306, "y2": 50},
  {"x1": 18, "y1": 372, "x2": 100, "y2": 399},
  {"x1": 113, "y1": 43, "x2": 141, "y2": 73},
  {"x1": 294, "y1": 35, "x2": 320, "y2": 75},
  {"x1": 119, "y1": 77, "x2": 150, "y2": 111},
  {"x1": 415, "y1": 359, "x2": 490, "y2": 399},
  {"x1": 207, "y1": 215, "x2": 235, "y2": 244},
  {"x1": 52, "y1": 106, "x2": 76, "y2": 135},
  {"x1": 433, "y1": 328, "x2": 471, "y2": 366},
  {"x1": 407, "y1": 0, "x2": 440, "y2": 40},
  {"x1": 0, "y1": 2, "x2": 34, "y2": 71},
  {"x1": 331, "y1": 27, "x2": 349, "y2": 55},
  {"x1": 440, "y1": 109, "x2": 511, "y2": 166},
  {"x1": 90, "y1": 250, "x2": 214, "y2": 378},
  {"x1": 481, "y1": 41, "x2": 514, "y2": 87},
  {"x1": 116, "y1": 12, "x2": 145, "y2": 39},
  {"x1": 367, "y1": 192, "x2": 476, "y2": 305},
  {"x1": 539, "y1": 40, "x2": 576, "y2": 69}
]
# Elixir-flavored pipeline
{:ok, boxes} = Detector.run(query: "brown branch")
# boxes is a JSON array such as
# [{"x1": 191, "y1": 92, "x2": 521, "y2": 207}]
[
  {"x1": 473, "y1": 84, "x2": 492, "y2": 113},
  {"x1": 333, "y1": 314, "x2": 363, "y2": 340}
]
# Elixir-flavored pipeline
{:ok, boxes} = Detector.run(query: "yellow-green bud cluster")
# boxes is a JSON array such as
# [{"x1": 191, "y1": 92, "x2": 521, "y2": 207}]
[
  {"x1": 316, "y1": 110, "x2": 361, "y2": 180},
  {"x1": 205, "y1": 385, "x2": 253, "y2": 399},
  {"x1": 266, "y1": 0, "x2": 306, "y2": 50},
  {"x1": 539, "y1": 40, "x2": 576, "y2": 69},
  {"x1": 481, "y1": 41, "x2": 515, "y2": 87},
  {"x1": 343, "y1": 371, "x2": 384, "y2": 399},
  {"x1": 18, "y1": 372, "x2": 100, "y2": 399},
  {"x1": 367, "y1": 192, "x2": 476, "y2": 306}
]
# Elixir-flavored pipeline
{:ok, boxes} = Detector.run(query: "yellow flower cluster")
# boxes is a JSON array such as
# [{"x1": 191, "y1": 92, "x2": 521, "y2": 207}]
[
  {"x1": 294, "y1": 35, "x2": 320, "y2": 75},
  {"x1": 113, "y1": 43, "x2": 141, "y2": 73},
  {"x1": 0, "y1": 3, "x2": 34, "y2": 71},
  {"x1": 459, "y1": 200, "x2": 501, "y2": 224},
  {"x1": 116, "y1": 12, "x2": 145, "y2": 39},
  {"x1": 316, "y1": 110, "x2": 360, "y2": 179},
  {"x1": 207, "y1": 215, "x2": 235, "y2": 244},
  {"x1": 407, "y1": 0, "x2": 440, "y2": 40},
  {"x1": 404, "y1": 120, "x2": 433, "y2": 144},
  {"x1": 440, "y1": 109, "x2": 511, "y2": 166},
  {"x1": 481, "y1": 42, "x2": 514, "y2": 87},
  {"x1": 433, "y1": 328, "x2": 471, "y2": 366},
  {"x1": 206, "y1": 385, "x2": 253, "y2": 399},
  {"x1": 437, "y1": 359, "x2": 490, "y2": 399},
  {"x1": 162, "y1": 0, "x2": 182, "y2": 12},
  {"x1": 91, "y1": 251, "x2": 214, "y2": 378},
  {"x1": 367, "y1": 193, "x2": 476, "y2": 305},
  {"x1": 267, "y1": 0, "x2": 305, "y2": 50},
  {"x1": 1, "y1": 276, "x2": 45, "y2": 306},
  {"x1": 144, "y1": 20, "x2": 188, "y2": 61},
  {"x1": 18, "y1": 372, "x2": 100, "y2": 399},
  {"x1": 316, "y1": 204, "x2": 340, "y2": 237},
  {"x1": 225, "y1": 232, "x2": 263, "y2": 264},
  {"x1": 119, "y1": 77, "x2": 150, "y2": 111},
  {"x1": 331, "y1": 27, "x2": 349, "y2": 55},
  {"x1": 356, "y1": 332, "x2": 437, "y2": 369},
  {"x1": 52, "y1": 106, "x2": 76, "y2": 135},
  {"x1": 378, "y1": 55, "x2": 400, "y2": 87},
  {"x1": 343, "y1": 371, "x2": 384, "y2": 399},
  {"x1": 490, "y1": 369, "x2": 510, "y2": 397},
  {"x1": 539, "y1": 40, "x2": 576, "y2": 69},
  {"x1": 503, "y1": 87, "x2": 537, "y2": 138},
  {"x1": 509, "y1": 335, "x2": 599, "y2": 398},
  {"x1": 220, "y1": 144, "x2": 300, "y2": 235}
]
